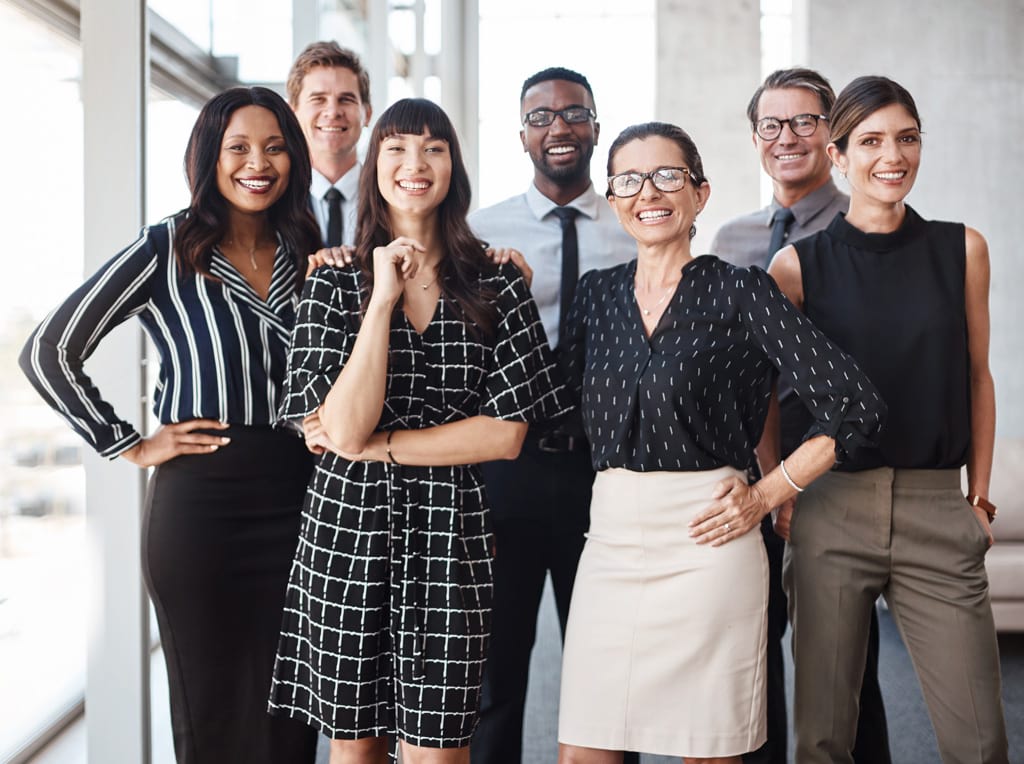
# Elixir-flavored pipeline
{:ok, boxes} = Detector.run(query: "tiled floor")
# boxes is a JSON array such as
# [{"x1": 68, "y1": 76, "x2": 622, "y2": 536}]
[{"x1": 26, "y1": 583, "x2": 1024, "y2": 764}]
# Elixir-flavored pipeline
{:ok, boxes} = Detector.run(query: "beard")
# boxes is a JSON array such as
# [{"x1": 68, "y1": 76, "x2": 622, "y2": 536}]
[{"x1": 535, "y1": 142, "x2": 595, "y2": 186}]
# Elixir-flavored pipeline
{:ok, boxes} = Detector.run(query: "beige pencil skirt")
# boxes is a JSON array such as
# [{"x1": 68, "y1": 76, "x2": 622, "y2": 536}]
[{"x1": 558, "y1": 466, "x2": 768, "y2": 758}]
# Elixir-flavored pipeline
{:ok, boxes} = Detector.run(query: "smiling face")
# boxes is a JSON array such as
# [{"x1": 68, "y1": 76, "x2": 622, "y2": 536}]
[
  {"x1": 828, "y1": 102, "x2": 921, "y2": 206},
  {"x1": 376, "y1": 130, "x2": 453, "y2": 220},
  {"x1": 293, "y1": 65, "x2": 371, "y2": 171},
  {"x1": 607, "y1": 135, "x2": 710, "y2": 250},
  {"x1": 215, "y1": 105, "x2": 291, "y2": 214},
  {"x1": 520, "y1": 79, "x2": 599, "y2": 193},
  {"x1": 754, "y1": 87, "x2": 833, "y2": 200}
]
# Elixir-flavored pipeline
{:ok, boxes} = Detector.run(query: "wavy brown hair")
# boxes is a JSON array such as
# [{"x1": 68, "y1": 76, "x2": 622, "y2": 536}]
[
  {"x1": 175, "y1": 87, "x2": 321, "y2": 292},
  {"x1": 356, "y1": 98, "x2": 498, "y2": 338}
]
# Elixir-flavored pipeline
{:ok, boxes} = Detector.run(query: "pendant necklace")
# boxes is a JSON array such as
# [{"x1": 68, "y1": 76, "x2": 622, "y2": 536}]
[
  {"x1": 418, "y1": 268, "x2": 439, "y2": 290},
  {"x1": 224, "y1": 239, "x2": 261, "y2": 271},
  {"x1": 633, "y1": 283, "x2": 674, "y2": 316}
]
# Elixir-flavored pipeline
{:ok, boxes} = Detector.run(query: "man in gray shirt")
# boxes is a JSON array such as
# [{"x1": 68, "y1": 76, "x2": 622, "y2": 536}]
[
  {"x1": 469, "y1": 67, "x2": 635, "y2": 764},
  {"x1": 712, "y1": 68, "x2": 891, "y2": 764}
]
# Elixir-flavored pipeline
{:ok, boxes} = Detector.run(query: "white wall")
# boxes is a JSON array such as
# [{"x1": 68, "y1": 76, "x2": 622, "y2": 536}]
[
  {"x1": 798, "y1": 0, "x2": 1024, "y2": 437},
  {"x1": 656, "y1": 0, "x2": 761, "y2": 255}
]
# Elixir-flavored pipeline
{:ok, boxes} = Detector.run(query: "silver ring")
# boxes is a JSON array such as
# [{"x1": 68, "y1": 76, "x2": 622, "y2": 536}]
[{"x1": 725, "y1": 522, "x2": 731, "y2": 532}]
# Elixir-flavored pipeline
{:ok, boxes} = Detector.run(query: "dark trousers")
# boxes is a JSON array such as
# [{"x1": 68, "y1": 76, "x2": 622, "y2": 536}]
[
  {"x1": 472, "y1": 436, "x2": 639, "y2": 764},
  {"x1": 743, "y1": 517, "x2": 891, "y2": 764}
]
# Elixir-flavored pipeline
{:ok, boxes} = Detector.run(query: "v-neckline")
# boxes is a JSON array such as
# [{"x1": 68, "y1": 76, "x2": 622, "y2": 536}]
[
  {"x1": 402, "y1": 293, "x2": 443, "y2": 336},
  {"x1": 628, "y1": 259, "x2": 693, "y2": 344},
  {"x1": 214, "y1": 246, "x2": 279, "y2": 303}
]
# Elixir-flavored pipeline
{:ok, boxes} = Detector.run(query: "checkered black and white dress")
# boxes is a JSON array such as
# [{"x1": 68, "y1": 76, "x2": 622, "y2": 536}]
[{"x1": 268, "y1": 262, "x2": 570, "y2": 748}]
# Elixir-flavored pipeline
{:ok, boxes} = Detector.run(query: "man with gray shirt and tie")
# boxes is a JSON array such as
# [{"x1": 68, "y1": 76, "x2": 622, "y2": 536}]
[
  {"x1": 711, "y1": 67, "x2": 891, "y2": 764},
  {"x1": 469, "y1": 67, "x2": 636, "y2": 764},
  {"x1": 287, "y1": 41, "x2": 372, "y2": 247}
]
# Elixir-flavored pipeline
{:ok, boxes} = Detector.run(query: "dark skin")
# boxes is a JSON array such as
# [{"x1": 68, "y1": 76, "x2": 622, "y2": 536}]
[{"x1": 519, "y1": 79, "x2": 600, "y2": 207}]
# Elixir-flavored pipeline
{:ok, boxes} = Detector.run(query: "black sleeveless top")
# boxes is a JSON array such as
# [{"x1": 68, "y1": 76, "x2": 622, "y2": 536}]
[{"x1": 787, "y1": 207, "x2": 970, "y2": 471}]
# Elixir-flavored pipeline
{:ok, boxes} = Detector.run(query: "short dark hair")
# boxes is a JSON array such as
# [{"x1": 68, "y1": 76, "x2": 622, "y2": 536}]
[
  {"x1": 520, "y1": 67, "x2": 594, "y2": 104},
  {"x1": 286, "y1": 40, "x2": 370, "y2": 108},
  {"x1": 829, "y1": 75, "x2": 922, "y2": 153},
  {"x1": 745, "y1": 67, "x2": 836, "y2": 126}
]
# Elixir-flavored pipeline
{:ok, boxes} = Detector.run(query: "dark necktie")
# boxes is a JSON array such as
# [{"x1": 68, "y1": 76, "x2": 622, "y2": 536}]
[
  {"x1": 551, "y1": 206, "x2": 579, "y2": 348},
  {"x1": 325, "y1": 187, "x2": 344, "y2": 247},
  {"x1": 767, "y1": 206, "x2": 795, "y2": 267}
]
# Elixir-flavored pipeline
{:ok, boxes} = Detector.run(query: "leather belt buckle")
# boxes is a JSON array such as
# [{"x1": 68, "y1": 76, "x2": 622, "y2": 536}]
[{"x1": 536, "y1": 431, "x2": 575, "y2": 453}]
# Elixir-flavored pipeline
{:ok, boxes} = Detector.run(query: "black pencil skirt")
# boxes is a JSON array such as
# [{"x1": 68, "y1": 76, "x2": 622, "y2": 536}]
[{"x1": 142, "y1": 424, "x2": 318, "y2": 764}]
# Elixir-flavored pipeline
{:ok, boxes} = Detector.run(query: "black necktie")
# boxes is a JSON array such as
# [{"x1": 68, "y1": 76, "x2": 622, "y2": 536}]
[
  {"x1": 325, "y1": 187, "x2": 344, "y2": 247},
  {"x1": 551, "y1": 206, "x2": 579, "y2": 348},
  {"x1": 767, "y1": 206, "x2": 795, "y2": 267}
]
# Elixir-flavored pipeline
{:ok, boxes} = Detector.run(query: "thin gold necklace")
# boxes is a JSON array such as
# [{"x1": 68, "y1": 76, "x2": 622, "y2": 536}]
[
  {"x1": 633, "y1": 283, "x2": 675, "y2": 316},
  {"x1": 417, "y1": 266, "x2": 439, "y2": 290},
  {"x1": 223, "y1": 239, "x2": 266, "y2": 271}
]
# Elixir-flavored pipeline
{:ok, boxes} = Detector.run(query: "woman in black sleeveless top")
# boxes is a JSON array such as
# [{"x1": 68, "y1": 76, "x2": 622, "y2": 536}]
[{"x1": 767, "y1": 77, "x2": 1008, "y2": 763}]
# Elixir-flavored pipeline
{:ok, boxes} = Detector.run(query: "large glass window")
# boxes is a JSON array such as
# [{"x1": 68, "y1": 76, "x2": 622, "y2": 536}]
[{"x1": 0, "y1": 4, "x2": 86, "y2": 760}]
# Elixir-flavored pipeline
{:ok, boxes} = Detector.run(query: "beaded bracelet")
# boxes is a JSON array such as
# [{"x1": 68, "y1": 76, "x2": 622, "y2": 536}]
[{"x1": 779, "y1": 459, "x2": 804, "y2": 493}]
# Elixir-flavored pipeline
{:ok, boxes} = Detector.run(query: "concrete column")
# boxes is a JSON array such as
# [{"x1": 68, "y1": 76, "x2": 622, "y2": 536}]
[
  {"x1": 440, "y1": 0, "x2": 479, "y2": 197},
  {"x1": 798, "y1": 0, "x2": 1024, "y2": 437},
  {"x1": 80, "y1": 0, "x2": 151, "y2": 761},
  {"x1": 656, "y1": 0, "x2": 761, "y2": 254}
]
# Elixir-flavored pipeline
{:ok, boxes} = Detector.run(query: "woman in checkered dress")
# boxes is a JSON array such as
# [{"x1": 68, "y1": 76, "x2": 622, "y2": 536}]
[{"x1": 268, "y1": 98, "x2": 570, "y2": 762}]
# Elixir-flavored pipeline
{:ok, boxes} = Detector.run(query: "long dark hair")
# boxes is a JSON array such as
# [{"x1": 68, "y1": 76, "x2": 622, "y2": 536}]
[
  {"x1": 356, "y1": 98, "x2": 497, "y2": 338},
  {"x1": 175, "y1": 86, "x2": 321, "y2": 292}
]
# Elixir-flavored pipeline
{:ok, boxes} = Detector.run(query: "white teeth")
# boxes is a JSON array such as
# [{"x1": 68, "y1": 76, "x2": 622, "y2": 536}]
[
  {"x1": 238, "y1": 179, "x2": 270, "y2": 190},
  {"x1": 399, "y1": 180, "x2": 429, "y2": 190},
  {"x1": 638, "y1": 210, "x2": 670, "y2": 221},
  {"x1": 547, "y1": 146, "x2": 576, "y2": 155},
  {"x1": 777, "y1": 154, "x2": 803, "y2": 160},
  {"x1": 874, "y1": 171, "x2": 905, "y2": 180},
  {"x1": 319, "y1": 126, "x2": 344, "y2": 132}
]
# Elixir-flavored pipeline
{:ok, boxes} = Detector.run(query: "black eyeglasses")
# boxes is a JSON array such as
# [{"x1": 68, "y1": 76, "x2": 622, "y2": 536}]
[
  {"x1": 522, "y1": 106, "x2": 596, "y2": 128},
  {"x1": 754, "y1": 113, "x2": 828, "y2": 141},
  {"x1": 607, "y1": 167, "x2": 693, "y2": 198}
]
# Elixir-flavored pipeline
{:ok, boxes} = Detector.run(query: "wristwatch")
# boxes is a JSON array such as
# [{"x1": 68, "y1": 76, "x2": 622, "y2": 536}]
[{"x1": 966, "y1": 494, "x2": 997, "y2": 523}]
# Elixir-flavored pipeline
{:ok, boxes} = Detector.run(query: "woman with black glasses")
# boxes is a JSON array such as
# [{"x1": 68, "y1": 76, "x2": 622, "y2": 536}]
[{"x1": 555, "y1": 122, "x2": 885, "y2": 763}]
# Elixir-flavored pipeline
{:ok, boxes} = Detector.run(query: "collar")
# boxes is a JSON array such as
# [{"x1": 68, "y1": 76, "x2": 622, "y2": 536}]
[
  {"x1": 526, "y1": 182, "x2": 601, "y2": 222},
  {"x1": 828, "y1": 205, "x2": 926, "y2": 252},
  {"x1": 311, "y1": 163, "x2": 361, "y2": 201},
  {"x1": 768, "y1": 177, "x2": 844, "y2": 228}
]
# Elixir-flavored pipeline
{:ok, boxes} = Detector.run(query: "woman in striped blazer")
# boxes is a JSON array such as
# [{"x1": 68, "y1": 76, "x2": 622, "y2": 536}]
[{"x1": 20, "y1": 87, "x2": 322, "y2": 764}]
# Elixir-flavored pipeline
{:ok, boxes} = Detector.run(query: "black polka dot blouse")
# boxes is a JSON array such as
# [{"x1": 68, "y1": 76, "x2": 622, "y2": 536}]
[{"x1": 559, "y1": 256, "x2": 886, "y2": 472}]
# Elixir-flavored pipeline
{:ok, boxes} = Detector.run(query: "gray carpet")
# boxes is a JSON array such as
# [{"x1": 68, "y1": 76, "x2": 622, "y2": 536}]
[{"x1": 317, "y1": 581, "x2": 1024, "y2": 763}]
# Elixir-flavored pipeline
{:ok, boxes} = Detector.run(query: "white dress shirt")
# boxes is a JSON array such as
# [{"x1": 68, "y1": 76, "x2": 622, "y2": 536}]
[
  {"x1": 310, "y1": 164, "x2": 361, "y2": 247},
  {"x1": 470, "y1": 183, "x2": 636, "y2": 346}
]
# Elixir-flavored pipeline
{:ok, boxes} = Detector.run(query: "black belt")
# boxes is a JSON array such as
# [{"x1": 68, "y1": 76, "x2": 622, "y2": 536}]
[{"x1": 528, "y1": 427, "x2": 582, "y2": 454}]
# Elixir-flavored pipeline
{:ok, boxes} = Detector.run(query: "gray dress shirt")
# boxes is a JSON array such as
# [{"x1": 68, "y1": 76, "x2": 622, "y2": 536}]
[
  {"x1": 470, "y1": 183, "x2": 636, "y2": 346},
  {"x1": 710, "y1": 178, "x2": 849, "y2": 269}
]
